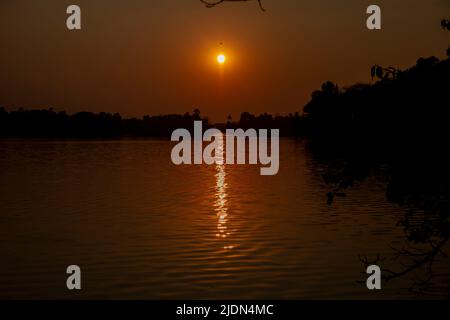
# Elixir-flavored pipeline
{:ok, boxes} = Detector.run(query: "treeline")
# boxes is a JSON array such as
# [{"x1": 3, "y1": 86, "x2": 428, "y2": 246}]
[
  {"x1": 222, "y1": 112, "x2": 305, "y2": 136},
  {"x1": 0, "y1": 107, "x2": 306, "y2": 138},
  {"x1": 0, "y1": 108, "x2": 208, "y2": 138},
  {"x1": 304, "y1": 55, "x2": 450, "y2": 217},
  {"x1": 302, "y1": 56, "x2": 450, "y2": 154},
  {"x1": 1, "y1": 56, "x2": 449, "y2": 140}
]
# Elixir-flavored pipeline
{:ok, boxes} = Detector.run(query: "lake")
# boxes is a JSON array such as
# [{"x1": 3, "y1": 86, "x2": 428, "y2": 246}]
[{"x1": 0, "y1": 138, "x2": 448, "y2": 299}]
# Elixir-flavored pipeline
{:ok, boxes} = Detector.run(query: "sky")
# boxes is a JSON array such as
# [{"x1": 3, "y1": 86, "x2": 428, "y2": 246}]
[{"x1": 0, "y1": 0, "x2": 449, "y2": 121}]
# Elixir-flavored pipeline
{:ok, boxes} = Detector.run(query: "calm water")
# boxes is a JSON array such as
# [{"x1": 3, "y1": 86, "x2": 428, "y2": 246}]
[{"x1": 0, "y1": 139, "x2": 447, "y2": 299}]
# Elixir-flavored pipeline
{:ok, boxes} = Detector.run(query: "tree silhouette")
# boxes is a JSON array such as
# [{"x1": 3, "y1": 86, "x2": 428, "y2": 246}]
[
  {"x1": 0, "y1": 108, "x2": 213, "y2": 137},
  {"x1": 193, "y1": 108, "x2": 201, "y2": 120},
  {"x1": 308, "y1": 52, "x2": 450, "y2": 294},
  {"x1": 200, "y1": 0, "x2": 265, "y2": 11}
]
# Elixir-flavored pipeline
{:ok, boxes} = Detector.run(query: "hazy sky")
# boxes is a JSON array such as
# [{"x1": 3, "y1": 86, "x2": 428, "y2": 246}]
[{"x1": 1, "y1": 0, "x2": 449, "y2": 121}]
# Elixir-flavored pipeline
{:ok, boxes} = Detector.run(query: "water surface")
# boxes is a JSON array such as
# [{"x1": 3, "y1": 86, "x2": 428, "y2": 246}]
[{"x1": 0, "y1": 139, "x2": 447, "y2": 299}]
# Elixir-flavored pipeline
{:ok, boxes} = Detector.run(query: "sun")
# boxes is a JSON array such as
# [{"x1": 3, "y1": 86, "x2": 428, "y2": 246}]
[{"x1": 217, "y1": 54, "x2": 226, "y2": 64}]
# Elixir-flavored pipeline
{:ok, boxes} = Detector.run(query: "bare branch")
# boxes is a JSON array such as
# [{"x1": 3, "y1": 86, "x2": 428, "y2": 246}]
[
  {"x1": 200, "y1": 0, "x2": 266, "y2": 11},
  {"x1": 360, "y1": 236, "x2": 449, "y2": 290}
]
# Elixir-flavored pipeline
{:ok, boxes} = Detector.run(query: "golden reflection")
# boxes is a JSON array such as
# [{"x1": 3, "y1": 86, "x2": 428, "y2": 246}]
[{"x1": 213, "y1": 134, "x2": 232, "y2": 249}]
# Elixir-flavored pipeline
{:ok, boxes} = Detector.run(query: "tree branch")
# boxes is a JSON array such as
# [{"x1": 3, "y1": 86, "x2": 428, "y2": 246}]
[{"x1": 200, "y1": 0, "x2": 265, "y2": 11}]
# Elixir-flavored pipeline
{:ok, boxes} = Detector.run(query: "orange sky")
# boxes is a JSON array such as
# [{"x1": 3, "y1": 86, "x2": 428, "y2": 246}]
[{"x1": 0, "y1": 0, "x2": 449, "y2": 121}]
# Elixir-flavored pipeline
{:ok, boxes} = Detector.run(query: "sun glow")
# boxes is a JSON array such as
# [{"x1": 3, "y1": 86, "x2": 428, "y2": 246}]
[{"x1": 217, "y1": 54, "x2": 226, "y2": 64}]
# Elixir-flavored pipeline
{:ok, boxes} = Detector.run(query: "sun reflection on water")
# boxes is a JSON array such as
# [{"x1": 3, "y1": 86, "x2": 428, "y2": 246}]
[{"x1": 212, "y1": 134, "x2": 233, "y2": 250}]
